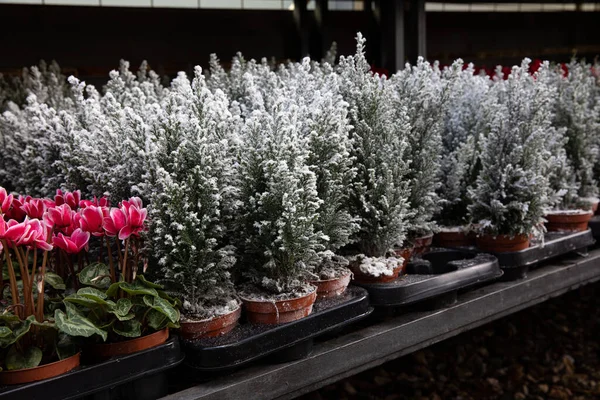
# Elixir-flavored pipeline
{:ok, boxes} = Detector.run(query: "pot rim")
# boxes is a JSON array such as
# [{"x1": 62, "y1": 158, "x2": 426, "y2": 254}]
[
  {"x1": 309, "y1": 268, "x2": 352, "y2": 284},
  {"x1": 181, "y1": 302, "x2": 242, "y2": 324},
  {"x1": 239, "y1": 285, "x2": 317, "y2": 304},
  {"x1": 0, "y1": 351, "x2": 81, "y2": 375}
]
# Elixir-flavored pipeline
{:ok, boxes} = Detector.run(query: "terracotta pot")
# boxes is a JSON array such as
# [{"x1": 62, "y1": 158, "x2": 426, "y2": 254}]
[
  {"x1": 241, "y1": 288, "x2": 317, "y2": 325},
  {"x1": 592, "y1": 201, "x2": 599, "y2": 213},
  {"x1": 412, "y1": 233, "x2": 434, "y2": 255},
  {"x1": 310, "y1": 269, "x2": 352, "y2": 299},
  {"x1": 350, "y1": 257, "x2": 404, "y2": 284},
  {"x1": 0, "y1": 352, "x2": 80, "y2": 385},
  {"x1": 545, "y1": 211, "x2": 593, "y2": 232},
  {"x1": 179, "y1": 306, "x2": 241, "y2": 340},
  {"x1": 433, "y1": 230, "x2": 474, "y2": 248},
  {"x1": 87, "y1": 328, "x2": 169, "y2": 360},
  {"x1": 476, "y1": 234, "x2": 530, "y2": 253},
  {"x1": 393, "y1": 247, "x2": 413, "y2": 273}
]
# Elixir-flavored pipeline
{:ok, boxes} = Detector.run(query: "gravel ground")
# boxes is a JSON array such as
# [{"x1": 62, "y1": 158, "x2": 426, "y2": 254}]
[{"x1": 302, "y1": 282, "x2": 600, "y2": 400}]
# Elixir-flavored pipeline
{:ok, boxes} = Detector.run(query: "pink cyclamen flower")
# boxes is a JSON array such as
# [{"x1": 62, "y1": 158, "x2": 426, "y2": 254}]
[
  {"x1": 0, "y1": 187, "x2": 13, "y2": 215},
  {"x1": 79, "y1": 205, "x2": 105, "y2": 237},
  {"x1": 0, "y1": 218, "x2": 52, "y2": 251},
  {"x1": 119, "y1": 198, "x2": 147, "y2": 240},
  {"x1": 45, "y1": 204, "x2": 74, "y2": 232},
  {"x1": 52, "y1": 228, "x2": 90, "y2": 254},
  {"x1": 103, "y1": 208, "x2": 128, "y2": 239},
  {"x1": 21, "y1": 198, "x2": 46, "y2": 220}
]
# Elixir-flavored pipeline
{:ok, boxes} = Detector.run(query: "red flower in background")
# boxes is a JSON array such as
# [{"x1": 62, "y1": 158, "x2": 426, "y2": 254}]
[
  {"x1": 0, "y1": 187, "x2": 13, "y2": 215},
  {"x1": 45, "y1": 204, "x2": 77, "y2": 234},
  {"x1": 79, "y1": 196, "x2": 110, "y2": 209},
  {"x1": 104, "y1": 208, "x2": 128, "y2": 239}
]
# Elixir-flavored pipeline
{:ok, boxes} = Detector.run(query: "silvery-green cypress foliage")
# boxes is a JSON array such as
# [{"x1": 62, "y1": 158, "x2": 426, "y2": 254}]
[
  {"x1": 337, "y1": 33, "x2": 411, "y2": 257},
  {"x1": 391, "y1": 57, "x2": 450, "y2": 237},
  {"x1": 236, "y1": 94, "x2": 325, "y2": 294},
  {"x1": 553, "y1": 60, "x2": 600, "y2": 204},
  {"x1": 436, "y1": 63, "x2": 489, "y2": 227},
  {"x1": 278, "y1": 58, "x2": 359, "y2": 278},
  {"x1": 149, "y1": 67, "x2": 240, "y2": 318},
  {"x1": 469, "y1": 59, "x2": 553, "y2": 236},
  {"x1": 104, "y1": 60, "x2": 166, "y2": 113}
]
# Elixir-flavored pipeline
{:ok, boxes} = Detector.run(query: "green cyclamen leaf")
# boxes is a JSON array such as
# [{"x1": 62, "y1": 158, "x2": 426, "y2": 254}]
[
  {"x1": 44, "y1": 272, "x2": 66, "y2": 290},
  {"x1": 119, "y1": 282, "x2": 158, "y2": 297},
  {"x1": 78, "y1": 263, "x2": 112, "y2": 289},
  {"x1": 6, "y1": 345, "x2": 43, "y2": 370},
  {"x1": 54, "y1": 309, "x2": 108, "y2": 342},
  {"x1": 112, "y1": 319, "x2": 141, "y2": 338},
  {"x1": 136, "y1": 275, "x2": 163, "y2": 289},
  {"x1": 143, "y1": 295, "x2": 179, "y2": 324}
]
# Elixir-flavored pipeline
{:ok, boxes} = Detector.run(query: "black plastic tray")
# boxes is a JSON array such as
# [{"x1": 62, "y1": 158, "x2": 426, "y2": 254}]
[
  {"x1": 589, "y1": 216, "x2": 600, "y2": 238},
  {"x1": 181, "y1": 286, "x2": 372, "y2": 371},
  {"x1": 0, "y1": 337, "x2": 183, "y2": 400},
  {"x1": 353, "y1": 249, "x2": 502, "y2": 308},
  {"x1": 486, "y1": 229, "x2": 595, "y2": 281}
]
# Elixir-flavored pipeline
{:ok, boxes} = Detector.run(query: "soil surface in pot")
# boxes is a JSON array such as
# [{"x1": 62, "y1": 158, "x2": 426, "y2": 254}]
[
  {"x1": 0, "y1": 352, "x2": 80, "y2": 385},
  {"x1": 348, "y1": 256, "x2": 403, "y2": 284}
]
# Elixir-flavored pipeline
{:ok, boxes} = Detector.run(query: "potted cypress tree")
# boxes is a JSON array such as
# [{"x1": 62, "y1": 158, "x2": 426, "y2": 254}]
[
  {"x1": 469, "y1": 60, "x2": 552, "y2": 252},
  {"x1": 391, "y1": 57, "x2": 454, "y2": 254},
  {"x1": 435, "y1": 63, "x2": 489, "y2": 247},
  {"x1": 235, "y1": 97, "x2": 325, "y2": 324},
  {"x1": 544, "y1": 60, "x2": 600, "y2": 231},
  {"x1": 149, "y1": 68, "x2": 242, "y2": 339},
  {"x1": 279, "y1": 58, "x2": 359, "y2": 298},
  {"x1": 337, "y1": 34, "x2": 412, "y2": 282}
]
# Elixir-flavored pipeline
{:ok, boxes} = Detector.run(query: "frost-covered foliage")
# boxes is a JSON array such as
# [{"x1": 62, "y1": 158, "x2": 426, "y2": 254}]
[
  {"x1": 469, "y1": 59, "x2": 554, "y2": 236},
  {"x1": 338, "y1": 33, "x2": 412, "y2": 256},
  {"x1": 391, "y1": 57, "x2": 453, "y2": 237},
  {"x1": 104, "y1": 60, "x2": 167, "y2": 112},
  {"x1": 436, "y1": 63, "x2": 489, "y2": 227},
  {"x1": 278, "y1": 58, "x2": 358, "y2": 278},
  {"x1": 0, "y1": 60, "x2": 73, "y2": 112},
  {"x1": 551, "y1": 60, "x2": 600, "y2": 204},
  {"x1": 149, "y1": 67, "x2": 240, "y2": 319},
  {"x1": 235, "y1": 98, "x2": 325, "y2": 294}
]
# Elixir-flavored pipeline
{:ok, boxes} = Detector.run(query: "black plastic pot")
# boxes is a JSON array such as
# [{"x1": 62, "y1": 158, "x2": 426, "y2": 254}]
[
  {"x1": 180, "y1": 285, "x2": 372, "y2": 371},
  {"x1": 486, "y1": 229, "x2": 595, "y2": 281},
  {"x1": 353, "y1": 249, "x2": 502, "y2": 308},
  {"x1": 0, "y1": 337, "x2": 183, "y2": 400}
]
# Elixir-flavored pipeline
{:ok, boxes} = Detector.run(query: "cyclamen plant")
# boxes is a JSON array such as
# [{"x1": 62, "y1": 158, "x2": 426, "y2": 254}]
[
  {"x1": 469, "y1": 59, "x2": 553, "y2": 237},
  {"x1": 149, "y1": 67, "x2": 240, "y2": 320},
  {"x1": 337, "y1": 33, "x2": 412, "y2": 277}
]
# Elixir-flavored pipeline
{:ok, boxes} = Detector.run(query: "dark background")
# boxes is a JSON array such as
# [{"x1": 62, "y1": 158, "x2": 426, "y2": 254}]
[{"x1": 1, "y1": 3, "x2": 599, "y2": 82}]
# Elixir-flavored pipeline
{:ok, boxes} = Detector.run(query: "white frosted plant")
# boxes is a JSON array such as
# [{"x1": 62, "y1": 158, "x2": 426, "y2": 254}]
[
  {"x1": 235, "y1": 97, "x2": 326, "y2": 296},
  {"x1": 552, "y1": 60, "x2": 600, "y2": 207},
  {"x1": 469, "y1": 59, "x2": 554, "y2": 237},
  {"x1": 279, "y1": 58, "x2": 359, "y2": 279},
  {"x1": 149, "y1": 67, "x2": 240, "y2": 319},
  {"x1": 436, "y1": 64, "x2": 489, "y2": 227},
  {"x1": 336, "y1": 33, "x2": 411, "y2": 275},
  {"x1": 391, "y1": 57, "x2": 452, "y2": 238}
]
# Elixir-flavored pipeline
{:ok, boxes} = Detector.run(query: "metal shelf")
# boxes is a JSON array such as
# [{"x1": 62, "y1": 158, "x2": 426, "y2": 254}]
[{"x1": 163, "y1": 248, "x2": 600, "y2": 400}]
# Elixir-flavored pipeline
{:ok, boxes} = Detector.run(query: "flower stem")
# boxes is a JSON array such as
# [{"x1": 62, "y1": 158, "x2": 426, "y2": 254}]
[
  {"x1": 122, "y1": 238, "x2": 130, "y2": 284},
  {"x1": 36, "y1": 248, "x2": 49, "y2": 323},
  {"x1": 1, "y1": 240, "x2": 20, "y2": 318},
  {"x1": 13, "y1": 244, "x2": 32, "y2": 316},
  {"x1": 105, "y1": 236, "x2": 116, "y2": 283}
]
